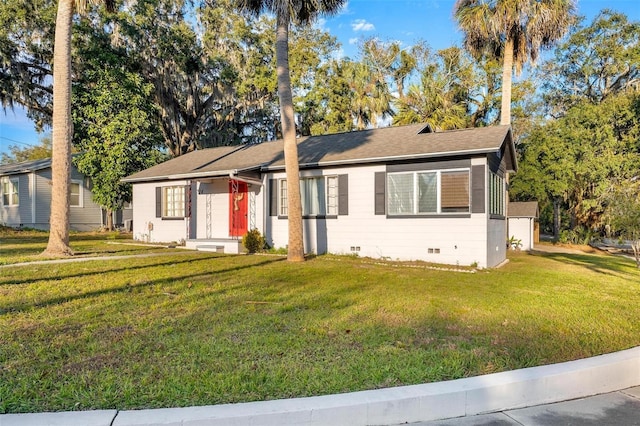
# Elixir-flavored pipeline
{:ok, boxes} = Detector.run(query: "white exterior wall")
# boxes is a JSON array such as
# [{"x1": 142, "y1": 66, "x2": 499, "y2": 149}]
[
  {"x1": 130, "y1": 159, "x2": 510, "y2": 268},
  {"x1": 132, "y1": 181, "x2": 189, "y2": 243},
  {"x1": 266, "y1": 163, "x2": 494, "y2": 268},
  {"x1": 486, "y1": 218, "x2": 507, "y2": 267},
  {"x1": 508, "y1": 217, "x2": 534, "y2": 251}
]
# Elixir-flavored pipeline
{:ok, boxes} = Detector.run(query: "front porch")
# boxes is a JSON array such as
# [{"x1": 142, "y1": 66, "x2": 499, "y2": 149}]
[{"x1": 185, "y1": 238, "x2": 245, "y2": 254}]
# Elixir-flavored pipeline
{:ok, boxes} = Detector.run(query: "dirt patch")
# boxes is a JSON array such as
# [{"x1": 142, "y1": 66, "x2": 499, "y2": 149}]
[{"x1": 532, "y1": 243, "x2": 603, "y2": 255}]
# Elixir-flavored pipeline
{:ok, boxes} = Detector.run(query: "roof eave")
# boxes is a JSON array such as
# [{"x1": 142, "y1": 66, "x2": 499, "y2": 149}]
[{"x1": 122, "y1": 165, "x2": 263, "y2": 184}]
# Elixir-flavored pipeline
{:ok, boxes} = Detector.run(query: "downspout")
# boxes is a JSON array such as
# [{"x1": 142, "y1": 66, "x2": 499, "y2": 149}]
[
  {"x1": 186, "y1": 180, "x2": 192, "y2": 242},
  {"x1": 31, "y1": 172, "x2": 36, "y2": 225}
]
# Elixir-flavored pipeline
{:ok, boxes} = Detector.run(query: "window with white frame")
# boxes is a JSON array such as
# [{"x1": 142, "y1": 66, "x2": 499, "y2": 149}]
[
  {"x1": 1, "y1": 178, "x2": 19, "y2": 206},
  {"x1": 279, "y1": 179, "x2": 288, "y2": 216},
  {"x1": 279, "y1": 176, "x2": 339, "y2": 217},
  {"x1": 163, "y1": 186, "x2": 185, "y2": 218},
  {"x1": 70, "y1": 181, "x2": 82, "y2": 207},
  {"x1": 326, "y1": 176, "x2": 338, "y2": 216},
  {"x1": 387, "y1": 169, "x2": 470, "y2": 215},
  {"x1": 489, "y1": 172, "x2": 505, "y2": 216}
]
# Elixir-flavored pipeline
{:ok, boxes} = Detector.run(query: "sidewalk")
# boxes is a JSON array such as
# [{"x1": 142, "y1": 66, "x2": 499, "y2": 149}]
[{"x1": 411, "y1": 386, "x2": 640, "y2": 425}]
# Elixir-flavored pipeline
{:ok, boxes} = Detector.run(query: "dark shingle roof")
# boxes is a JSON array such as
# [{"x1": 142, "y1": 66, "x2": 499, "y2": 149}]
[
  {"x1": 508, "y1": 201, "x2": 539, "y2": 218},
  {"x1": 0, "y1": 158, "x2": 53, "y2": 176},
  {"x1": 123, "y1": 124, "x2": 516, "y2": 183}
]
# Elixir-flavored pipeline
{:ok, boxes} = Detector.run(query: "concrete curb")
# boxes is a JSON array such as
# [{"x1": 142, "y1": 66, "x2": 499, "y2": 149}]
[{"x1": 2, "y1": 346, "x2": 639, "y2": 426}]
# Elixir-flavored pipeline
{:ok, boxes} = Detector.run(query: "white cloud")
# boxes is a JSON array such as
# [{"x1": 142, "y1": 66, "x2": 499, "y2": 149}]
[
  {"x1": 314, "y1": 17, "x2": 327, "y2": 30},
  {"x1": 351, "y1": 19, "x2": 375, "y2": 32},
  {"x1": 349, "y1": 37, "x2": 359, "y2": 45}
]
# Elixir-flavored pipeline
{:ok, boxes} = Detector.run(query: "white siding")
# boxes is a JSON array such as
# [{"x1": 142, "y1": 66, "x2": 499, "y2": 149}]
[
  {"x1": 131, "y1": 158, "x2": 509, "y2": 268},
  {"x1": 1, "y1": 174, "x2": 29, "y2": 227},
  {"x1": 69, "y1": 172, "x2": 103, "y2": 231},
  {"x1": 486, "y1": 218, "x2": 507, "y2": 267},
  {"x1": 508, "y1": 217, "x2": 534, "y2": 251},
  {"x1": 132, "y1": 181, "x2": 189, "y2": 243},
  {"x1": 266, "y1": 164, "x2": 494, "y2": 268}
]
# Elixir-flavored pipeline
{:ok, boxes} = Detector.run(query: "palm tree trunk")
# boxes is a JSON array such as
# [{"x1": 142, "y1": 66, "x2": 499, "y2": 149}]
[
  {"x1": 276, "y1": 10, "x2": 304, "y2": 262},
  {"x1": 44, "y1": 0, "x2": 74, "y2": 257},
  {"x1": 106, "y1": 209, "x2": 114, "y2": 231},
  {"x1": 500, "y1": 37, "x2": 514, "y2": 126}
]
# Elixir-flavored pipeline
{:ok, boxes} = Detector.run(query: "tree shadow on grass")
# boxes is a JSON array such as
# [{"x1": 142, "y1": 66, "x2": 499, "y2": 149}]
[
  {"x1": 528, "y1": 251, "x2": 638, "y2": 278},
  {"x1": 0, "y1": 253, "x2": 229, "y2": 286},
  {"x1": 0, "y1": 257, "x2": 285, "y2": 315}
]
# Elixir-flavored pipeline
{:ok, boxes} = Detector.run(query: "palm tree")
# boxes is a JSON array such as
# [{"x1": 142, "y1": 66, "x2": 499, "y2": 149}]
[
  {"x1": 237, "y1": 0, "x2": 345, "y2": 262},
  {"x1": 43, "y1": 0, "x2": 115, "y2": 257},
  {"x1": 343, "y1": 60, "x2": 394, "y2": 131},
  {"x1": 454, "y1": 0, "x2": 575, "y2": 125}
]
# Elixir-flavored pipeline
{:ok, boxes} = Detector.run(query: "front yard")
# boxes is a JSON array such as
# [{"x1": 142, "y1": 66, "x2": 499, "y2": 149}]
[{"x1": 1, "y1": 230, "x2": 639, "y2": 414}]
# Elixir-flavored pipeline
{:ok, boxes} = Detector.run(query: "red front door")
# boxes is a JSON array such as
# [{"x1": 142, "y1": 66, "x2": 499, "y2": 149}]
[{"x1": 229, "y1": 180, "x2": 248, "y2": 237}]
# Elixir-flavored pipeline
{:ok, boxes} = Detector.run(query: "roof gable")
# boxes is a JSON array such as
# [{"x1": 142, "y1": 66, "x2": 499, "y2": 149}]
[{"x1": 123, "y1": 124, "x2": 516, "y2": 183}]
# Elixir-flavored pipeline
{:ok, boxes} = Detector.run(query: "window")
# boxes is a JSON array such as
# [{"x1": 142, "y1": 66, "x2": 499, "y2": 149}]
[
  {"x1": 326, "y1": 176, "x2": 338, "y2": 216},
  {"x1": 70, "y1": 181, "x2": 82, "y2": 207},
  {"x1": 441, "y1": 171, "x2": 470, "y2": 213},
  {"x1": 300, "y1": 177, "x2": 326, "y2": 216},
  {"x1": 163, "y1": 186, "x2": 185, "y2": 218},
  {"x1": 387, "y1": 169, "x2": 470, "y2": 215},
  {"x1": 489, "y1": 172, "x2": 505, "y2": 216},
  {"x1": 279, "y1": 179, "x2": 288, "y2": 216},
  {"x1": 1, "y1": 178, "x2": 19, "y2": 206},
  {"x1": 278, "y1": 176, "x2": 342, "y2": 217}
]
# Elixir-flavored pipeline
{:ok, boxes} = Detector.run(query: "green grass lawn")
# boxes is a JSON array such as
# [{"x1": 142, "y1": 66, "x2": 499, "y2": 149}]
[{"x1": 1, "y1": 231, "x2": 639, "y2": 414}]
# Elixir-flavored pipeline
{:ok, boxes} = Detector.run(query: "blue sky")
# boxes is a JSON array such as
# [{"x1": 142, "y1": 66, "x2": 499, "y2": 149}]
[{"x1": 1, "y1": 0, "x2": 639, "y2": 157}]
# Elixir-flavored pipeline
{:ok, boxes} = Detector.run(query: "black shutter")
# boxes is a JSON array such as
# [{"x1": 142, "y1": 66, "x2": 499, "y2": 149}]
[
  {"x1": 374, "y1": 172, "x2": 386, "y2": 215},
  {"x1": 269, "y1": 179, "x2": 278, "y2": 216},
  {"x1": 471, "y1": 165, "x2": 485, "y2": 214},
  {"x1": 155, "y1": 187, "x2": 162, "y2": 218},
  {"x1": 338, "y1": 174, "x2": 348, "y2": 215}
]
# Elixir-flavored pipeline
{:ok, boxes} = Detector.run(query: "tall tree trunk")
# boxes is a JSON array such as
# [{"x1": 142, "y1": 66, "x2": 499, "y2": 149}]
[
  {"x1": 44, "y1": 0, "x2": 74, "y2": 257},
  {"x1": 106, "y1": 209, "x2": 114, "y2": 231},
  {"x1": 553, "y1": 197, "x2": 561, "y2": 239},
  {"x1": 276, "y1": 11, "x2": 304, "y2": 262},
  {"x1": 500, "y1": 38, "x2": 514, "y2": 126}
]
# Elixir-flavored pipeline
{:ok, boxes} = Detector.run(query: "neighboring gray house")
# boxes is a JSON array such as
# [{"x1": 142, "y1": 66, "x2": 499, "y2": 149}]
[
  {"x1": 0, "y1": 158, "x2": 131, "y2": 231},
  {"x1": 123, "y1": 124, "x2": 517, "y2": 268},
  {"x1": 507, "y1": 201, "x2": 539, "y2": 251}
]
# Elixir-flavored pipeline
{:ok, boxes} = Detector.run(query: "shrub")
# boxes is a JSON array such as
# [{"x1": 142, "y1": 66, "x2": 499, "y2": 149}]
[{"x1": 243, "y1": 229, "x2": 266, "y2": 253}]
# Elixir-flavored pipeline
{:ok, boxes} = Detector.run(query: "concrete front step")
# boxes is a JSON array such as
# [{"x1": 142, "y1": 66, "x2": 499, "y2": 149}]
[{"x1": 185, "y1": 239, "x2": 244, "y2": 254}]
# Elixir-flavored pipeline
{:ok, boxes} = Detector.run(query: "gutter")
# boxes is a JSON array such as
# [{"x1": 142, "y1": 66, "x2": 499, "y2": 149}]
[{"x1": 122, "y1": 167, "x2": 264, "y2": 186}]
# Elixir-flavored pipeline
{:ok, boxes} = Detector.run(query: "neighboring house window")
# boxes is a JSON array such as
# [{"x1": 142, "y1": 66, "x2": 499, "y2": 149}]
[
  {"x1": 278, "y1": 175, "x2": 345, "y2": 217},
  {"x1": 163, "y1": 186, "x2": 185, "y2": 218},
  {"x1": 279, "y1": 179, "x2": 288, "y2": 216},
  {"x1": 489, "y1": 172, "x2": 505, "y2": 216},
  {"x1": 387, "y1": 169, "x2": 470, "y2": 215},
  {"x1": 70, "y1": 181, "x2": 82, "y2": 207},
  {"x1": 1, "y1": 178, "x2": 19, "y2": 206}
]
